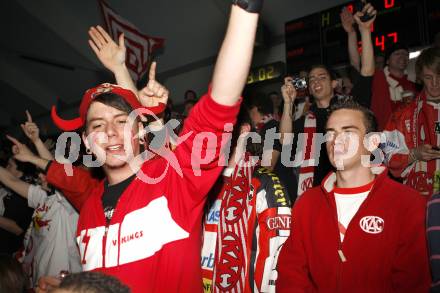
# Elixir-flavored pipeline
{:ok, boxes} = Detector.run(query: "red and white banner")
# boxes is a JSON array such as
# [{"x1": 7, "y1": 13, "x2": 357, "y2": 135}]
[{"x1": 99, "y1": 0, "x2": 165, "y2": 82}]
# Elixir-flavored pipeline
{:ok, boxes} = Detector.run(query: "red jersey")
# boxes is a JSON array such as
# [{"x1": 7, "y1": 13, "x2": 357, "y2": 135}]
[
  {"x1": 384, "y1": 91, "x2": 440, "y2": 197},
  {"x1": 277, "y1": 167, "x2": 430, "y2": 292},
  {"x1": 201, "y1": 166, "x2": 291, "y2": 293},
  {"x1": 46, "y1": 92, "x2": 241, "y2": 293}
]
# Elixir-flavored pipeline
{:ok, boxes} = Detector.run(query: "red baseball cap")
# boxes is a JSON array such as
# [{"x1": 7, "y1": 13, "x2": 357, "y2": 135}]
[{"x1": 51, "y1": 83, "x2": 166, "y2": 131}]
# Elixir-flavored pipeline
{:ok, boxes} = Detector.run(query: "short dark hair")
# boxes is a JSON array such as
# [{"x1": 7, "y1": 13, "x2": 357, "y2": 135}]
[
  {"x1": 328, "y1": 99, "x2": 378, "y2": 133},
  {"x1": 91, "y1": 92, "x2": 133, "y2": 114},
  {"x1": 385, "y1": 42, "x2": 409, "y2": 62},
  {"x1": 248, "y1": 93, "x2": 273, "y2": 115},
  {"x1": 308, "y1": 64, "x2": 338, "y2": 81},
  {"x1": 84, "y1": 92, "x2": 135, "y2": 131},
  {"x1": 184, "y1": 90, "x2": 197, "y2": 101},
  {"x1": 58, "y1": 272, "x2": 130, "y2": 293},
  {"x1": 415, "y1": 47, "x2": 440, "y2": 84},
  {"x1": 0, "y1": 254, "x2": 28, "y2": 293},
  {"x1": 230, "y1": 107, "x2": 263, "y2": 157}
]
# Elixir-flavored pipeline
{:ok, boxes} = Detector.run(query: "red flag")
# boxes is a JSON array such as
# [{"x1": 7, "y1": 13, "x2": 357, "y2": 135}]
[{"x1": 99, "y1": 0, "x2": 165, "y2": 82}]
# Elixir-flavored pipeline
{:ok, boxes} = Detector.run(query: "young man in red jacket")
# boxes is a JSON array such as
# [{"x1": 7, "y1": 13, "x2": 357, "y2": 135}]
[{"x1": 277, "y1": 100, "x2": 431, "y2": 292}]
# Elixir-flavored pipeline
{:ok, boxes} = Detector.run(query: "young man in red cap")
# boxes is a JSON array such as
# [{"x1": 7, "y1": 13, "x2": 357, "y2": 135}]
[
  {"x1": 277, "y1": 100, "x2": 430, "y2": 292},
  {"x1": 8, "y1": 1, "x2": 264, "y2": 292}
]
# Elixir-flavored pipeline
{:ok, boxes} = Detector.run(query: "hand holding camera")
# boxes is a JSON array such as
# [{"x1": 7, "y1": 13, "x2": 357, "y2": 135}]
[
  {"x1": 354, "y1": 1, "x2": 377, "y2": 28},
  {"x1": 281, "y1": 76, "x2": 298, "y2": 104},
  {"x1": 291, "y1": 77, "x2": 307, "y2": 91}
]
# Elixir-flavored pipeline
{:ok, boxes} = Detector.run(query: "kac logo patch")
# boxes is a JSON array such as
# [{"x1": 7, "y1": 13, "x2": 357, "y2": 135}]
[{"x1": 359, "y1": 216, "x2": 384, "y2": 234}]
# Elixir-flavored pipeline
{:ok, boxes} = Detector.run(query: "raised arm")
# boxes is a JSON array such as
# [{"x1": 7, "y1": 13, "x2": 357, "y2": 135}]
[
  {"x1": 144, "y1": 2, "x2": 262, "y2": 209},
  {"x1": 0, "y1": 167, "x2": 30, "y2": 199},
  {"x1": 6, "y1": 135, "x2": 97, "y2": 211},
  {"x1": 211, "y1": 4, "x2": 259, "y2": 106},
  {"x1": 279, "y1": 76, "x2": 297, "y2": 145},
  {"x1": 89, "y1": 27, "x2": 168, "y2": 122},
  {"x1": 21, "y1": 110, "x2": 54, "y2": 161},
  {"x1": 354, "y1": 3, "x2": 376, "y2": 76},
  {"x1": 0, "y1": 216, "x2": 23, "y2": 236},
  {"x1": 88, "y1": 26, "x2": 138, "y2": 95},
  {"x1": 340, "y1": 7, "x2": 360, "y2": 71},
  {"x1": 6, "y1": 135, "x2": 50, "y2": 171}
]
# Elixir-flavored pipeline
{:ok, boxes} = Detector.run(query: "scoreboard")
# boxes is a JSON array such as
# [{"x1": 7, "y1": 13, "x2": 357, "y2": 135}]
[
  {"x1": 247, "y1": 62, "x2": 285, "y2": 85},
  {"x1": 285, "y1": 0, "x2": 440, "y2": 74}
]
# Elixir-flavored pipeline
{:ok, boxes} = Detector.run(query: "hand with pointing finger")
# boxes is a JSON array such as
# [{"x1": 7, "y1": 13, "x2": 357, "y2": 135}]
[
  {"x1": 6, "y1": 135, "x2": 36, "y2": 163},
  {"x1": 88, "y1": 25, "x2": 126, "y2": 73},
  {"x1": 138, "y1": 62, "x2": 169, "y2": 108},
  {"x1": 21, "y1": 110, "x2": 40, "y2": 143}
]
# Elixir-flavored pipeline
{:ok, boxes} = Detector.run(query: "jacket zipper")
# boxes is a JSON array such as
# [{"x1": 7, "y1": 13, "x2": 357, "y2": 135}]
[
  {"x1": 326, "y1": 193, "x2": 346, "y2": 293},
  {"x1": 334, "y1": 209, "x2": 345, "y2": 293},
  {"x1": 327, "y1": 181, "x2": 378, "y2": 292}
]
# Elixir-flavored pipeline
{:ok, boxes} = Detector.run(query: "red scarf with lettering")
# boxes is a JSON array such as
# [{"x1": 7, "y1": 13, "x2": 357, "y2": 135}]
[
  {"x1": 213, "y1": 154, "x2": 257, "y2": 292},
  {"x1": 297, "y1": 112, "x2": 317, "y2": 198}
]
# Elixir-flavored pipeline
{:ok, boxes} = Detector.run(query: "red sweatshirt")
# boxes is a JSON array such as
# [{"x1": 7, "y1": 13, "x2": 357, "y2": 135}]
[
  {"x1": 371, "y1": 68, "x2": 416, "y2": 131},
  {"x1": 276, "y1": 167, "x2": 430, "y2": 292},
  {"x1": 46, "y1": 92, "x2": 240, "y2": 293}
]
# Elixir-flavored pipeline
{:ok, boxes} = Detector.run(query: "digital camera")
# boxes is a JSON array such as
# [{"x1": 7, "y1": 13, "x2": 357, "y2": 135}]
[
  {"x1": 291, "y1": 77, "x2": 307, "y2": 90},
  {"x1": 355, "y1": 0, "x2": 375, "y2": 22}
]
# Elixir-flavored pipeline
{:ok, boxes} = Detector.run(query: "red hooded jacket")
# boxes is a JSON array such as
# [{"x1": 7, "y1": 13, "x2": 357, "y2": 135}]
[{"x1": 277, "y1": 167, "x2": 430, "y2": 292}]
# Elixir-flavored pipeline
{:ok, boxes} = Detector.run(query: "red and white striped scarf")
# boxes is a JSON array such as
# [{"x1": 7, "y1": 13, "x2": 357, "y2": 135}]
[
  {"x1": 297, "y1": 112, "x2": 317, "y2": 198},
  {"x1": 405, "y1": 93, "x2": 440, "y2": 196},
  {"x1": 256, "y1": 114, "x2": 274, "y2": 131},
  {"x1": 213, "y1": 155, "x2": 256, "y2": 292}
]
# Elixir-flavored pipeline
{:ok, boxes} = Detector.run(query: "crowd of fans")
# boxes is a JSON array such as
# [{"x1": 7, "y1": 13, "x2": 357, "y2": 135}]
[{"x1": 0, "y1": 1, "x2": 439, "y2": 292}]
